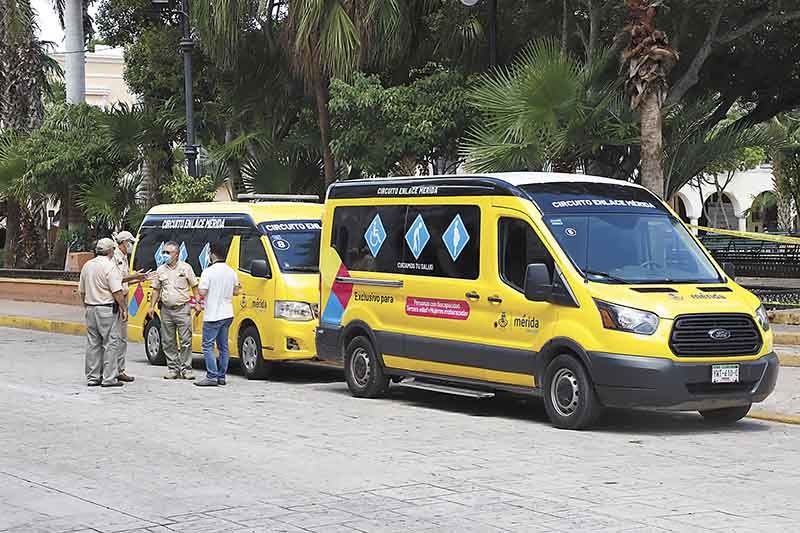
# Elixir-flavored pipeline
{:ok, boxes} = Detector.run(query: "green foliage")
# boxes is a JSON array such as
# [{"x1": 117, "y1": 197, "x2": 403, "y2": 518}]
[
  {"x1": 462, "y1": 39, "x2": 638, "y2": 173},
  {"x1": 162, "y1": 172, "x2": 217, "y2": 203},
  {"x1": 57, "y1": 227, "x2": 93, "y2": 253},
  {"x1": 329, "y1": 66, "x2": 477, "y2": 176}
]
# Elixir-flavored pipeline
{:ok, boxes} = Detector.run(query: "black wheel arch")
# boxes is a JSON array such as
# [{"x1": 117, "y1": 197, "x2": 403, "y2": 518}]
[
  {"x1": 339, "y1": 320, "x2": 383, "y2": 367},
  {"x1": 536, "y1": 337, "x2": 594, "y2": 385}
]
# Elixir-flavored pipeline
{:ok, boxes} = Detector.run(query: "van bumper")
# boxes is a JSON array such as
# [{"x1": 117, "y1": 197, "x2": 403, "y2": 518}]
[
  {"x1": 589, "y1": 351, "x2": 779, "y2": 411},
  {"x1": 315, "y1": 325, "x2": 342, "y2": 362}
]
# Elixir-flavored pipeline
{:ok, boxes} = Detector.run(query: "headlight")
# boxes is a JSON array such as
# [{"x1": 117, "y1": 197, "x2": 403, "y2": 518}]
[
  {"x1": 594, "y1": 299, "x2": 659, "y2": 335},
  {"x1": 756, "y1": 304, "x2": 770, "y2": 331},
  {"x1": 275, "y1": 301, "x2": 314, "y2": 321}
]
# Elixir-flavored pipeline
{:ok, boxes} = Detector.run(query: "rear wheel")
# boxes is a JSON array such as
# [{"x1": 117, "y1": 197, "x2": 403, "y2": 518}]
[
  {"x1": 344, "y1": 336, "x2": 389, "y2": 398},
  {"x1": 700, "y1": 404, "x2": 751, "y2": 424},
  {"x1": 144, "y1": 318, "x2": 166, "y2": 366},
  {"x1": 543, "y1": 354, "x2": 602, "y2": 430},
  {"x1": 239, "y1": 325, "x2": 272, "y2": 380}
]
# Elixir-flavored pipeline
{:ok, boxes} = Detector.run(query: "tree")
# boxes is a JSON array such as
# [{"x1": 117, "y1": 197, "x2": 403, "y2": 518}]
[
  {"x1": 284, "y1": 0, "x2": 407, "y2": 185},
  {"x1": 462, "y1": 38, "x2": 638, "y2": 174},
  {"x1": 329, "y1": 66, "x2": 477, "y2": 177},
  {"x1": 621, "y1": 0, "x2": 679, "y2": 198}
]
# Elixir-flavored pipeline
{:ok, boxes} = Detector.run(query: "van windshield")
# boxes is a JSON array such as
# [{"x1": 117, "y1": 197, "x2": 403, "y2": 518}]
[
  {"x1": 258, "y1": 220, "x2": 321, "y2": 273},
  {"x1": 522, "y1": 182, "x2": 722, "y2": 285}
]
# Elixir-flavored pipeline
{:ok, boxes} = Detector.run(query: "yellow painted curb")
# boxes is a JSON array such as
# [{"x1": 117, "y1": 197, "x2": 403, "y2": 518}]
[
  {"x1": 778, "y1": 353, "x2": 800, "y2": 367},
  {"x1": 774, "y1": 331, "x2": 800, "y2": 346},
  {"x1": 747, "y1": 410, "x2": 800, "y2": 425},
  {"x1": 0, "y1": 315, "x2": 85, "y2": 336}
]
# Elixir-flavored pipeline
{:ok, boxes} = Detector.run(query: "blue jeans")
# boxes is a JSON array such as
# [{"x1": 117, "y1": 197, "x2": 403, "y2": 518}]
[{"x1": 202, "y1": 318, "x2": 233, "y2": 380}]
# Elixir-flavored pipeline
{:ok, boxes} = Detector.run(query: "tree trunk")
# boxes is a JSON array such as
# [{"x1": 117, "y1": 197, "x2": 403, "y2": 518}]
[
  {"x1": 639, "y1": 92, "x2": 665, "y2": 198},
  {"x1": 561, "y1": 0, "x2": 569, "y2": 56},
  {"x1": 313, "y1": 78, "x2": 336, "y2": 186},
  {"x1": 3, "y1": 200, "x2": 20, "y2": 268},
  {"x1": 64, "y1": 0, "x2": 86, "y2": 104}
]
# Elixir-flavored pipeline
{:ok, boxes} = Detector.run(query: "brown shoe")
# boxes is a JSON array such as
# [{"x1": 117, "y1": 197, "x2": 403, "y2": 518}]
[
  {"x1": 118, "y1": 373, "x2": 135, "y2": 383},
  {"x1": 163, "y1": 372, "x2": 181, "y2": 380}
]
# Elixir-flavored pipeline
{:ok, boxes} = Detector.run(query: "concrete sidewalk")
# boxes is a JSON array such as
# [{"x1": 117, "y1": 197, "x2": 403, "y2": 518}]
[{"x1": 0, "y1": 298, "x2": 799, "y2": 425}]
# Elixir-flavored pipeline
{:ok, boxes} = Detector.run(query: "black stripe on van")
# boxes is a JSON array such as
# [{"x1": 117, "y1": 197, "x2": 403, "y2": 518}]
[{"x1": 327, "y1": 177, "x2": 526, "y2": 200}]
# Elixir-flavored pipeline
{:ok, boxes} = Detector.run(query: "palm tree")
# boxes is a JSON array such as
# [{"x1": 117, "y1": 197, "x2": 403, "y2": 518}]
[
  {"x1": 285, "y1": 0, "x2": 408, "y2": 185},
  {"x1": 621, "y1": 0, "x2": 678, "y2": 198},
  {"x1": 462, "y1": 38, "x2": 639, "y2": 174},
  {"x1": 63, "y1": 0, "x2": 86, "y2": 103}
]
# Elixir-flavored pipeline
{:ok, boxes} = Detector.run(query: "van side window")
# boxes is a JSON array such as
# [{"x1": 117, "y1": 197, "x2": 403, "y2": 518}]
[
  {"x1": 498, "y1": 218, "x2": 554, "y2": 292},
  {"x1": 239, "y1": 233, "x2": 270, "y2": 275}
]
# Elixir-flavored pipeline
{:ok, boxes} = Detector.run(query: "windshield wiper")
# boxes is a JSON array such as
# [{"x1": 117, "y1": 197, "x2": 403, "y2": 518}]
[{"x1": 581, "y1": 269, "x2": 630, "y2": 284}]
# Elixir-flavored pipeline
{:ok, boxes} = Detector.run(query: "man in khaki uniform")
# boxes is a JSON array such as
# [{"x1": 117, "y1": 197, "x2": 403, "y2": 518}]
[
  {"x1": 147, "y1": 241, "x2": 202, "y2": 379},
  {"x1": 79, "y1": 238, "x2": 127, "y2": 387},
  {"x1": 111, "y1": 230, "x2": 148, "y2": 383}
]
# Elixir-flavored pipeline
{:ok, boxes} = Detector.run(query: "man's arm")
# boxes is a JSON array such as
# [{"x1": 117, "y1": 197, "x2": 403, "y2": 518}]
[
  {"x1": 112, "y1": 289, "x2": 128, "y2": 321},
  {"x1": 148, "y1": 288, "x2": 161, "y2": 318}
]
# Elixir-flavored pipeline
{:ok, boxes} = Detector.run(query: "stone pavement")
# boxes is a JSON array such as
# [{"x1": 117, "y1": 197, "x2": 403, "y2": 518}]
[{"x1": 2, "y1": 327, "x2": 800, "y2": 533}]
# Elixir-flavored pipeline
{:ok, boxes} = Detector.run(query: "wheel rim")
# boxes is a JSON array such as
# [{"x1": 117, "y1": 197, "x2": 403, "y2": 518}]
[
  {"x1": 350, "y1": 347, "x2": 371, "y2": 388},
  {"x1": 146, "y1": 325, "x2": 161, "y2": 358},
  {"x1": 550, "y1": 368, "x2": 580, "y2": 417},
  {"x1": 242, "y1": 336, "x2": 258, "y2": 372}
]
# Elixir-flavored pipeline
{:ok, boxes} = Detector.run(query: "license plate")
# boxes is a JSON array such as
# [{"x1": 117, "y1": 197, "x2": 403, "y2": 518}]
[{"x1": 711, "y1": 364, "x2": 740, "y2": 384}]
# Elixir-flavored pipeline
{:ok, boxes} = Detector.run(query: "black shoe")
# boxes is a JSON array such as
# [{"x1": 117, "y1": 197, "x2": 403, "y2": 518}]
[
  {"x1": 100, "y1": 381, "x2": 124, "y2": 388},
  {"x1": 194, "y1": 378, "x2": 218, "y2": 387},
  {"x1": 87, "y1": 381, "x2": 101, "y2": 387},
  {"x1": 217, "y1": 378, "x2": 226, "y2": 386}
]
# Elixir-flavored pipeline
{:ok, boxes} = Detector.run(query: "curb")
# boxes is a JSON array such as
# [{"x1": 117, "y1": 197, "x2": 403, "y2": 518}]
[
  {"x1": 775, "y1": 331, "x2": 800, "y2": 346},
  {"x1": 747, "y1": 410, "x2": 800, "y2": 425},
  {"x1": 0, "y1": 315, "x2": 85, "y2": 336},
  {"x1": 779, "y1": 352, "x2": 800, "y2": 367}
]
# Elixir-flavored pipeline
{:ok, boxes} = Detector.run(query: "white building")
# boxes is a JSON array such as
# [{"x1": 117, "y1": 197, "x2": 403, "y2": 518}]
[
  {"x1": 673, "y1": 165, "x2": 778, "y2": 233},
  {"x1": 50, "y1": 46, "x2": 136, "y2": 108}
]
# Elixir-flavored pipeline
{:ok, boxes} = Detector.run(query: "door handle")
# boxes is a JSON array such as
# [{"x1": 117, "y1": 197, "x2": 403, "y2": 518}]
[
  {"x1": 487, "y1": 295, "x2": 503, "y2": 304},
  {"x1": 465, "y1": 291, "x2": 480, "y2": 301}
]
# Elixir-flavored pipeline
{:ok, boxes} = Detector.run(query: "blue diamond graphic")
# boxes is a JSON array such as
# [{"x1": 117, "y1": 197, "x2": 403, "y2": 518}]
[
  {"x1": 405, "y1": 214, "x2": 430, "y2": 260},
  {"x1": 443, "y1": 214, "x2": 470, "y2": 261},
  {"x1": 179, "y1": 242, "x2": 188, "y2": 263},
  {"x1": 364, "y1": 213, "x2": 387, "y2": 257},
  {"x1": 154, "y1": 242, "x2": 168, "y2": 266},
  {"x1": 199, "y1": 242, "x2": 211, "y2": 271}
]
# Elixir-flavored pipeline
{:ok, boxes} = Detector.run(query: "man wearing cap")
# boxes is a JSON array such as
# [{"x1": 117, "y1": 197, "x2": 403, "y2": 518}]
[
  {"x1": 147, "y1": 241, "x2": 202, "y2": 380},
  {"x1": 79, "y1": 238, "x2": 128, "y2": 387},
  {"x1": 111, "y1": 231, "x2": 148, "y2": 383}
]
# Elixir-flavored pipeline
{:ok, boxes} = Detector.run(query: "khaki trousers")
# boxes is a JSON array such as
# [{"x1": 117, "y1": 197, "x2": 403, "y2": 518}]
[
  {"x1": 85, "y1": 306, "x2": 121, "y2": 385},
  {"x1": 161, "y1": 304, "x2": 193, "y2": 374}
]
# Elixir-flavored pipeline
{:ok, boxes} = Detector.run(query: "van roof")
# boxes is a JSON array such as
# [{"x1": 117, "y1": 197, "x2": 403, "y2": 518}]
[
  {"x1": 327, "y1": 172, "x2": 644, "y2": 200},
  {"x1": 146, "y1": 201, "x2": 323, "y2": 222}
]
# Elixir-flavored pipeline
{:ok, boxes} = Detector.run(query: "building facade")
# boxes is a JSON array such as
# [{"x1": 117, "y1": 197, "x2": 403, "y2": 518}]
[{"x1": 50, "y1": 46, "x2": 136, "y2": 108}]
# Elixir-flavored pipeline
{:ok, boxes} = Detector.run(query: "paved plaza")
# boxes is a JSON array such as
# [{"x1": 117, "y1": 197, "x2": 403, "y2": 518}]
[{"x1": 1, "y1": 326, "x2": 800, "y2": 532}]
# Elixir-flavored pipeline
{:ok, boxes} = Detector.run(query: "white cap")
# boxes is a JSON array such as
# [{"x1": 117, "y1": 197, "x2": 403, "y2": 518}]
[
  {"x1": 96, "y1": 238, "x2": 117, "y2": 253},
  {"x1": 114, "y1": 230, "x2": 137, "y2": 244}
]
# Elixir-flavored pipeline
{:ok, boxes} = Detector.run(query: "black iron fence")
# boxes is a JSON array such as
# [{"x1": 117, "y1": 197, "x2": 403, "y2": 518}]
[
  {"x1": 699, "y1": 233, "x2": 800, "y2": 278},
  {"x1": 0, "y1": 269, "x2": 80, "y2": 282}
]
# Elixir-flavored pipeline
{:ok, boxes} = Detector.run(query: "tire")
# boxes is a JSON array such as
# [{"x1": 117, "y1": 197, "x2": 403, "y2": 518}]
[
  {"x1": 543, "y1": 354, "x2": 602, "y2": 430},
  {"x1": 144, "y1": 317, "x2": 166, "y2": 366},
  {"x1": 344, "y1": 336, "x2": 389, "y2": 398},
  {"x1": 700, "y1": 404, "x2": 751, "y2": 425},
  {"x1": 238, "y1": 325, "x2": 271, "y2": 380}
]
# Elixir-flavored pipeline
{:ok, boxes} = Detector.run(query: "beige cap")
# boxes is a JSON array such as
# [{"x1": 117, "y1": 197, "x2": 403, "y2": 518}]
[
  {"x1": 95, "y1": 238, "x2": 117, "y2": 253},
  {"x1": 113, "y1": 230, "x2": 137, "y2": 244}
]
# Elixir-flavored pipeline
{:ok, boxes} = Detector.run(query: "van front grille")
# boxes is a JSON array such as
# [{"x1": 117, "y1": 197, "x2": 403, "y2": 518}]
[{"x1": 669, "y1": 314, "x2": 762, "y2": 357}]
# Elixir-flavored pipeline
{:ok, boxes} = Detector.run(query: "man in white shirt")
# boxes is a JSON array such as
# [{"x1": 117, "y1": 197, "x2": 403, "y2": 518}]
[{"x1": 195, "y1": 242, "x2": 240, "y2": 387}]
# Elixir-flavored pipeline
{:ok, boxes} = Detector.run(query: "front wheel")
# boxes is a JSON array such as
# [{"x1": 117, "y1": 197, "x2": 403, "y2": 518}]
[
  {"x1": 344, "y1": 336, "x2": 389, "y2": 398},
  {"x1": 700, "y1": 404, "x2": 751, "y2": 425},
  {"x1": 543, "y1": 354, "x2": 602, "y2": 430},
  {"x1": 238, "y1": 326, "x2": 272, "y2": 380},
  {"x1": 144, "y1": 317, "x2": 166, "y2": 365}
]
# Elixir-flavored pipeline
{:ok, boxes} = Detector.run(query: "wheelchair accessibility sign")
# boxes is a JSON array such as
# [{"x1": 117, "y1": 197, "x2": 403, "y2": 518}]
[{"x1": 365, "y1": 213, "x2": 387, "y2": 257}]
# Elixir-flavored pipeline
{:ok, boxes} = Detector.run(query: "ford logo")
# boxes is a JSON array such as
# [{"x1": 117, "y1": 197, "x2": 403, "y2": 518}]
[{"x1": 708, "y1": 328, "x2": 732, "y2": 340}]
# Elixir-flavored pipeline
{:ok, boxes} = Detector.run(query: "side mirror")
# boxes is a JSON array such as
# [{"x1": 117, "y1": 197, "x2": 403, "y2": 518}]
[
  {"x1": 524, "y1": 263, "x2": 552, "y2": 302},
  {"x1": 250, "y1": 259, "x2": 270, "y2": 279},
  {"x1": 722, "y1": 262, "x2": 736, "y2": 280}
]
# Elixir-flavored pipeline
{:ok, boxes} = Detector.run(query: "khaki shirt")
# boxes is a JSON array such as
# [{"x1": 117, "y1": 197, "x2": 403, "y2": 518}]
[
  {"x1": 79, "y1": 256, "x2": 124, "y2": 305},
  {"x1": 113, "y1": 247, "x2": 131, "y2": 295},
  {"x1": 152, "y1": 261, "x2": 198, "y2": 307}
]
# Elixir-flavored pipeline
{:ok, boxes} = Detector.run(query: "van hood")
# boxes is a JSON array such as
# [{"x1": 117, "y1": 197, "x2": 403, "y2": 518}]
[
  {"x1": 276, "y1": 272, "x2": 320, "y2": 304},
  {"x1": 586, "y1": 282, "x2": 761, "y2": 320}
]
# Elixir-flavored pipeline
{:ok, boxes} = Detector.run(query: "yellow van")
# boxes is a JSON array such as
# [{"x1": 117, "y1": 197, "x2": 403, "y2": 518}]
[
  {"x1": 316, "y1": 173, "x2": 778, "y2": 429},
  {"x1": 129, "y1": 195, "x2": 322, "y2": 379}
]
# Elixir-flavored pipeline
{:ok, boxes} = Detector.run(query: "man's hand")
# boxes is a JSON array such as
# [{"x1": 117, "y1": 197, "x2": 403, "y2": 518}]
[
  {"x1": 121, "y1": 309, "x2": 129, "y2": 322},
  {"x1": 147, "y1": 309, "x2": 155, "y2": 320},
  {"x1": 193, "y1": 302, "x2": 203, "y2": 316}
]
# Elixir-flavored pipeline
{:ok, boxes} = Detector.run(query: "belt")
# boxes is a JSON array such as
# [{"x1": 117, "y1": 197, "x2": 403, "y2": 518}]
[
  {"x1": 85, "y1": 303, "x2": 114, "y2": 307},
  {"x1": 162, "y1": 303, "x2": 188, "y2": 310}
]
